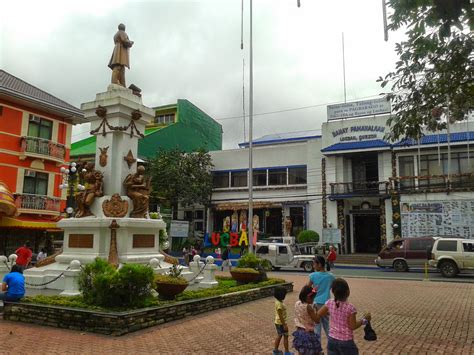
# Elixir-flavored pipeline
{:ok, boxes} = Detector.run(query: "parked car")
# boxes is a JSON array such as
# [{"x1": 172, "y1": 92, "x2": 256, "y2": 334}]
[
  {"x1": 255, "y1": 241, "x2": 316, "y2": 272},
  {"x1": 429, "y1": 238, "x2": 474, "y2": 277},
  {"x1": 375, "y1": 237, "x2": 436, "y2": 272}
]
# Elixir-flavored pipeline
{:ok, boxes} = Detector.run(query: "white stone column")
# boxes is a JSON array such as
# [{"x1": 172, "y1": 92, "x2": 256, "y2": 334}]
[
  {"x1": 80, "y1": 84, "x2": 155, "y2": 196},
  {"x1": 149, "y1": 256, "x2": 167, "y2": 275},
  {"x1": 199, "y1": 256, "x2": 218, "y2": 289},
  {"x1": 60, "y1": 260, "x2": 82, "y2": 296}
]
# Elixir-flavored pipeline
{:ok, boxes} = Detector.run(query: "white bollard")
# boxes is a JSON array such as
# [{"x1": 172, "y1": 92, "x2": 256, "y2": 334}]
[
  {"x1": 8, "y1": 254, "x2": 17, "y2": 267},
  {"x1": 60, "y1": 260, "x2": 81, "y2": 296},
  {"x1": 189, "y1": 255, "x2": 204, "y2": 283},
  {"x1": 199, "y1": 256, "x2": 218, "y2": 288},
  {"x1": 149, "y1": 256, "x2": 167, "y2": 275}
]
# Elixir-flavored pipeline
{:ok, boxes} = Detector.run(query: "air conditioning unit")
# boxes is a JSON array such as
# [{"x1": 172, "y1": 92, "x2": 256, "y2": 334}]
[
  {"x1": 29, "y1": 115, "x2": 40, "y2": 123},
  {"x1": 24, "y1": 170, "x2": 36, "y2": 177}
]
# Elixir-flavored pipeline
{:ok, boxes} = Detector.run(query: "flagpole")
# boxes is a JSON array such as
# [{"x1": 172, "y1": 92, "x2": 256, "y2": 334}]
[{"x1": 248, "y1": 0, "x2": 254, "y2": 253}]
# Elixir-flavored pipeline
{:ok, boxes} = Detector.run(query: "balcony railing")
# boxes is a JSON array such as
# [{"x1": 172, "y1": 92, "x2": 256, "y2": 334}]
[
  {"x1": 390, "y1": 173, "x2": 474, "y2": 193},
  {"x1": 20, "y1": 136, "x2": 66, "y2": 161},
  {"x1": 329, "y1": 181, "x2": 389, "y2": 197},
  {"x1": 14, "y1": 194, "x2": 61, "y2": 214}
]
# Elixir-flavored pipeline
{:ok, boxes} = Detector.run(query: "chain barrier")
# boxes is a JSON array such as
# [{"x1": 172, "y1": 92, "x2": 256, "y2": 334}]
[
  {"x1": 186, "y1": 260, "x2": 208, "y2": 283},
  {"x1": 2, "y1": 261, "x2": 70, "y2": 287},
  {"x1": 3, "y1": 261, "x2": 11, "y2": 271}
]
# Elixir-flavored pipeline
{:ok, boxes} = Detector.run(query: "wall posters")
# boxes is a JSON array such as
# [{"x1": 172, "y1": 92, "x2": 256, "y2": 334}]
[{"x1": 401, "y1": 200, "x2": 474, "y2": 239}]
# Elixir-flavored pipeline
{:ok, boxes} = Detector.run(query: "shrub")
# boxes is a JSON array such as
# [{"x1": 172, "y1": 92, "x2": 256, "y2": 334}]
[
  {"x1": 297, "y1": 230, "x2": 320, "y2": 243},
  {"x1": 237, "y1": 253, "x2": 271, "y2": 271},
  {"x1": 155, "y1": 264, "x2": 188, "y2": 285},
  {"x1": 231, "y1": 267, "x2": 259, "y2": 274},
  {"x1": 78, "y1": 258, "x2": 155, "y2": 308}
]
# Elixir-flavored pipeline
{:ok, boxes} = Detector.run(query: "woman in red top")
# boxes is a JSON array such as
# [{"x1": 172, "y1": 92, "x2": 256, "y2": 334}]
[
  {"x1": 15, "y1": 241, "x2": 32, "y2": 271},
  {"x1": 327, "y1": 246, "x2": 337, "y2": 271}
]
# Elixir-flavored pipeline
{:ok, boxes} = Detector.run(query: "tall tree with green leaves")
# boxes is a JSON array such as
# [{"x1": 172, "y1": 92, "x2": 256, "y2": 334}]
[
  {"x1": 379, "y1": 0, "x2": 473, "y2": 141},
  {"x1": 149, "y1": 148, "x2": 214, "y2": 219}
]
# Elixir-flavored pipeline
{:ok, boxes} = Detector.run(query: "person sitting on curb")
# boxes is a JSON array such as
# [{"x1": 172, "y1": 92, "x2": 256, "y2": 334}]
[{"x1": 0, "y1": 265, "x2": 25, "y2": 302}]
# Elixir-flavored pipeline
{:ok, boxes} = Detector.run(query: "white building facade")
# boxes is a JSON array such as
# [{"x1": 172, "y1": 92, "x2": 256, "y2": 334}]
[{"x1": 207, "y1": 131, "x2": 322, "y2": 239}]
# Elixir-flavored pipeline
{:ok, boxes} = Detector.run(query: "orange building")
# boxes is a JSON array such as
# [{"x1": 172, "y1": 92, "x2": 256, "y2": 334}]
[{"x1": 0, "y1": 70, "x2": 83, "y2": 255}]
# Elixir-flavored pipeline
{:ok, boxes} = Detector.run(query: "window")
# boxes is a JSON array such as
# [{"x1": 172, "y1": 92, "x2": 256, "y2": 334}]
[
  {"x1": 278, "y1": 246, "x2": 288, "y2": 254},
  {"x1": 391, "y1": 240, "x2": 404, "y2": 249},
  {"x1": 399, "y1": 156, "x2": 415, "y2": 189},
  {"x1": 213, "y1": 172, "x2": 229, "y2": 188},
  {"x1": 253, "y1": 170, "x2": 267, "y2": 186},
  {"x1": 409, "y1": 238, "x2": 433, "y2": 251},
  {"x1": 256, "y1": 245, "x2": 269, "y2": 254},
  {"x1": 462, "y1": 242, "x2": 474, "y2": 253},
  {"x1": 231, "y1": 171, "x2": 247, "y2": 187},
  {"x1": 184, "y1": 211, "x2": 193, "y2": 221},
  {"x1": 194, "y1": 221, "x2": 204, "y2": 232},
  {"x1": 194, "y1": 210, "x2": 204, "y2": 219},
  {"x1": 268, "y1": 168, "x2": 287, "y2": 185},
  {"x1": 28, "y1": 115, "x2": 52, "y2": 140},
  {"x1": 154, "y1": 113, "x2": 175, "y2": 124},
  {"x1": 288, "y1": 167, "x2": 307, "y2": 184},
  {"x1": 436, "y1": 240, "x2": 458, "y2": 252},
  {"x1": 23, "y1": 170, "x2": 48, "y2": 195}
]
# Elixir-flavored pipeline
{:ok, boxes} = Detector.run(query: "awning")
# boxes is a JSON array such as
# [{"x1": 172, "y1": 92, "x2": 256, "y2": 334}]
[
  {"x1": 0, "y1": 181, "x2": 17, "y2": 217},
  {"x1": 213, "y1": 202, "x2": 283, "y2": 211},
  {"x1": 321, "y1": 139, "x2": 391, "y2": 153},
  {"x1": 0, "y1": 216, "x2": 59, "y2": 229}
]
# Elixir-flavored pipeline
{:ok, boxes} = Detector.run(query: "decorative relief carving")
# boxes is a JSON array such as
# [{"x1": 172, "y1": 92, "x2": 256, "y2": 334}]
[
  {"x1": 99, "y1": 146, "x2": 109, "y2": 167},
  {"x1": 102, "y1": 193, "x2": 129, "y2": 217},
  {"x1": 124, "y1": 150, "x2": 137, "y2": 169},
  {"x1": 108, "y1": 220, "x2": 120, "y2": 268}
]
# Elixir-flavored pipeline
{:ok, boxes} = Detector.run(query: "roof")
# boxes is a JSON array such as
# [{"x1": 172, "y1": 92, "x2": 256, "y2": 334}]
[
  {"x1": 239, "y1": 129, "x2": 322, "y2": 148},
  {"x1": 321, "y1": 139, "x2": 390, "y2": 153},
  {"x1": 0, "y1": 70, "x2": 83, "y2": 121},
  {"x1": 394, "y1": 132, "x2": 474, "y2": 147}
]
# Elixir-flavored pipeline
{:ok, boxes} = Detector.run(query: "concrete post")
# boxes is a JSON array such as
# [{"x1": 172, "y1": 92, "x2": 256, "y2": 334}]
[
  {"x1": 60, "y1": 260, "x2": 82, "y2": 296},
  {"x1": 199, "y1": 256, "x2": 218, "y2": 289},
  {"x1": 189, "y1": 255, "x2": 204, "y2": 283},
  {"x1": 149, "y1": 256, "x2": 167, "y2": 275}
]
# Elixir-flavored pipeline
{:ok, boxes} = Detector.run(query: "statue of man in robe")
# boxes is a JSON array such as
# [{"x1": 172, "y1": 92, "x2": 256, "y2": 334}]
[{"x1": 108, "y1": 23, "x2": 134, "y2": 87}]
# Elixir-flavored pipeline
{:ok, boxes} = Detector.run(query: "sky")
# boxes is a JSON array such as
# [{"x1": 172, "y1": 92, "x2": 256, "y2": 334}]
[{"x1": 1, "y1": 0, "x2": 405, "y2": 149}]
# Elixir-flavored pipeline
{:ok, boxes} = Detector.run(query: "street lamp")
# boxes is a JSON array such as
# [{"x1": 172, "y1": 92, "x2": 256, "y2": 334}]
[{"x1": 59, "y1": 161, "x2": 85, "y2": 217}]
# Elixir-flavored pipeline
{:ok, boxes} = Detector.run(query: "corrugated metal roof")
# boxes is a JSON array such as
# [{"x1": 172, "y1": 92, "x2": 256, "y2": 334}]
[
  {"x1": 394, "y1": 132, "x2": 474, "y2": 147},
  {"x1": 0, "y1": 69, "x2": 83, "y2": 118},
  {"x1": 321, "y1": 139, "x2": 390, "y2": 152},
  {"x1": 239, "y1": 129, "x2": 321, "y2": 147}
]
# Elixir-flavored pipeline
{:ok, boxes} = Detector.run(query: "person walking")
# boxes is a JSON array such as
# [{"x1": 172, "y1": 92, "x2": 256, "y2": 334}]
[
  {"x1": 15, "y1": 241, "x2": 32, "y2": 271},
  {"x1": 292, "y1": 285, "x2": 322, "y2": 355},
  {"x1": 273, "y1": 286, "x2": 293, "y2": 355},
  {"x1": 0, "y1": 265, "x2": 25, "y2": 302},
  {"x1": 327, "y1": 246, "x2": 337, "y2": 271},
  {"x1": 221, "y1": 245, "x2": 232, "y2": 271},
  {"x1": 307, "y1": 255, "x2": 335, "y2": 340},
  {"x1": 316, "y1": 278, "x2": 371, "y2": 355}
]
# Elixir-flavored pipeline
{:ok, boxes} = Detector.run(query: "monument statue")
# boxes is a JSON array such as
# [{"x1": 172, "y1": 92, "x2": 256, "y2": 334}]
[
  {"x1": 108, "y1": 23, "x2": 134, "y2": 87},
  {"x1": 124, "y1": 165, "x2": 151, "y2": 218},
  {"x1": 76, "y1": 162, "x2": 104, "y2": 218}
]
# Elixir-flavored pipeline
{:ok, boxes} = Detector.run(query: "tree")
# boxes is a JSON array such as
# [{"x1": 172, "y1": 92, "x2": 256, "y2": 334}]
[
  {"x1": 379, "y1": 0, "x2": 473, "y2": 141},
  {"x1": 149, "y1": 148, "x2": 214, "y2": 219}
]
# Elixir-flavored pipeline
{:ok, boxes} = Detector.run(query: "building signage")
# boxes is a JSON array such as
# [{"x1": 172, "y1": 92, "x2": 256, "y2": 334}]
[
  {"x1": 322, "y1": 228, "x2": 342, "y2": 244},
  {"x1": 327, "y1": 98, "x2": 391, "y2": 120},
  {"x1": 169, "y1": 220, "x2": 189, "y2": 238},
  {"x1": 331, "y1": 125, "x2": 386, "y2": 142}
]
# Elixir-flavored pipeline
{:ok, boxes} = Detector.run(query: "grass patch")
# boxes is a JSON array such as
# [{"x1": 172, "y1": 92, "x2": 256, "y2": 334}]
[{"x1": 22, "y1": 277, "x2": 287, "y2": 311}]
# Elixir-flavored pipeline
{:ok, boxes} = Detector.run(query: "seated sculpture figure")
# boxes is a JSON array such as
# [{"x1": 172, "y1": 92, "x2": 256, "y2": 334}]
[
  {"x1": 76, "y1": 162, "x2": 104, "y2": 218},
  {"x1": 124, "y1": 165, "x2": 151, "y2": 218}
]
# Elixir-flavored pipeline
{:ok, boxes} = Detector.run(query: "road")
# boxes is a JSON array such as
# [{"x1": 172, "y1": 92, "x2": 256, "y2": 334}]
[{"x1": 273, "y1": 265, "x2": 474, "y2": 283}]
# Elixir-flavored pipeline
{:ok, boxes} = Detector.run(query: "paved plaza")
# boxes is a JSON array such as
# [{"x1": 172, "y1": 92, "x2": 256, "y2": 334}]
[{"x1": 0, "y1": 274, "x2": 472, "y2": 354}]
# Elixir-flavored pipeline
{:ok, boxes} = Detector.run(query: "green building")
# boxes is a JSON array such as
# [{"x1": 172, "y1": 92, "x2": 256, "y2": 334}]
[{"x1": 71, "y1": 99, "x2": 222, "y2": 161}]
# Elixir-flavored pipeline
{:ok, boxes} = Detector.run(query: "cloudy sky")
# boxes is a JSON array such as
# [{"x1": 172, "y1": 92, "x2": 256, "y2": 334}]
[{"x1": 1, "y1": 0, "x2": 404, "y2": 149}]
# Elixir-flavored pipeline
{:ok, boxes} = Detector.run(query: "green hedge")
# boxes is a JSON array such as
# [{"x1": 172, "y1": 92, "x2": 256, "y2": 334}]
[
  {"x1": 23, "y1": 277, "x2": 286, "y2": 311},
  {"x1": 297, "y1": 230, "x2": 320, "y2": 243}
]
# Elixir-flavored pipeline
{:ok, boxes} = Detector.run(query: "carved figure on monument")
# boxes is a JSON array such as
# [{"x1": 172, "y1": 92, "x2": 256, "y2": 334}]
[
  {"x1": 284, "y1": 216, "x2": 292, "y2": 237},
  {"x1": 108, "y1": 23, "x2": 134, "y2": 87},
  {"x1": 124, "y1": 165, "x2": 151, "y2": 218},
  {"x1": 76, "y1": 163, "x2": 104, "y2": 218}
]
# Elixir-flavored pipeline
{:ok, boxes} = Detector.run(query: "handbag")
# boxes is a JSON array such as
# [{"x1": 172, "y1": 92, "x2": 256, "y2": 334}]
[{"x1": 364, "y1": 321, "x2": 377, "y2": 341}]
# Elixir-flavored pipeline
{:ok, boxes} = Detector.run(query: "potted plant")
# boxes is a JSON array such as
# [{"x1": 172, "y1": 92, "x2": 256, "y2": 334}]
[
  {"x1": 155, "y1": 264, "x2": 188, "y2": 300},
  {"x1": 230, "y1": 267, "x2": 260, "y2": 284},
  {"x1": 230, "y1": 253, "x2": 271, "y2": 284}
]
